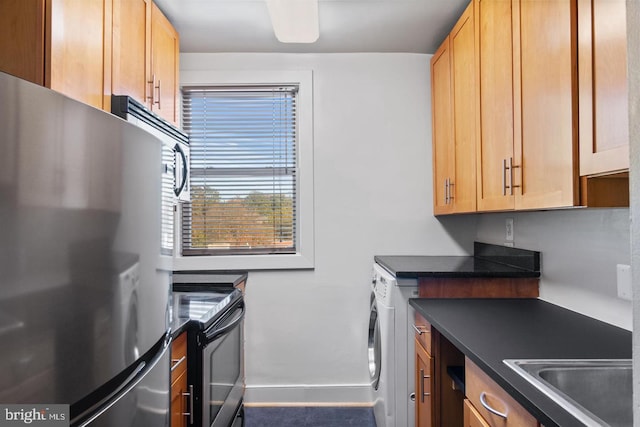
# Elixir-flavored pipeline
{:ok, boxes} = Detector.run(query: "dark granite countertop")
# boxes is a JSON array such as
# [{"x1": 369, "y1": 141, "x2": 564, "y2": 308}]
[
  {"x1": 170, "y1": 315, "x2": 191, "y2": 338},
  {"x1": 172, "y1": 271, "x2": 248, "y2": 291},
  {"x1": 409, "y1": 298, "x2": 632, "y2": 427},
  {"x1": 375, "y1": 242, "x2": 540, "y2": 278}
]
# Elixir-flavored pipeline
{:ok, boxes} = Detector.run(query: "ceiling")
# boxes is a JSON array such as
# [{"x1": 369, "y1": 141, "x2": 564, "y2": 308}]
[{"x1": 153, "y1": 0, "x2": 470, "y2": 54}]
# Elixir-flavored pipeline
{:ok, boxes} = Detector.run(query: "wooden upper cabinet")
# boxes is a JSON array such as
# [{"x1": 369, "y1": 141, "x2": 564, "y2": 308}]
[
  {"x1": 0, "y1": 0, "x2": 181, "y2": 120},
  {"x1": 112, "y1": 0, "x2": 151, "y2": 106},
  {"x1": 475, "y1": 0, "x2": 579, "y2": 211},
  {"x1": 151, "y1": 3, "x2": 179, "y2": 124},
  {"x1": 578, "y1": 0, "x2": 629, "y2": 176},
  {"x1": 0, "y1": 0, "x2": 111, "y2": 110},
  {"x1": 475, "y1": 0, "x2": 515, "y2": 212},
  {"x1": 0, "y1": 0, "x2": 46, "y2": 85},
  {"x1": 431, "y1": 2, "x2": 476, "y2": 216},
  {"x1": 46, "y1": 0, "x2": 112, "y2": 110},
  {"x1": 516, "y1": 0, "x2": 578, "y2": 209},
  {"x1": 431, "y1": 37, "x2": 455, "y2": 215},
  {"x1": 450, "y1": 3, "x2": 476, "y2": 213}
]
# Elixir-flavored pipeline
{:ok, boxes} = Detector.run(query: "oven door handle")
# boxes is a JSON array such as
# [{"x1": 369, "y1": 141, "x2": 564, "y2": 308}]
[{"x1": 204, "y1": 302, "x2": 245, "y2": 344}]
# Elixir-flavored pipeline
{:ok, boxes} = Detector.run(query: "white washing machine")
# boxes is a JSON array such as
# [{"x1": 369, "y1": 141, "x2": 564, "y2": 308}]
[{"x1": 369, "y1": 263, "x2": 419, "y2": 427}]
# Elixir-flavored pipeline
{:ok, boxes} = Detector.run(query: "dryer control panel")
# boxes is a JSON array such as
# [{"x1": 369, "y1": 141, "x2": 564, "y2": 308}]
[{"x1": 372, "y1": 264, "x2": 396, "y2": 306}]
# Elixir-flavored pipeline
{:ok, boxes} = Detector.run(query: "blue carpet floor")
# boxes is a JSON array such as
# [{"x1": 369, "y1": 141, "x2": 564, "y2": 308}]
[{"x1": 244, "y1": 406, "x2": 376, "y2": 427}]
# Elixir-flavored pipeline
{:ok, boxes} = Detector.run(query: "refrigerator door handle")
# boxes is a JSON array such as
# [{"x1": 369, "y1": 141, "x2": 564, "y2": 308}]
[{"x1": 71, "y1": 333, "x2": 171, "y2": 427}]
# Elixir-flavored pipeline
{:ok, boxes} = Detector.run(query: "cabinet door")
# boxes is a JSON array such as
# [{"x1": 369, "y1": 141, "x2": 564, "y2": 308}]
[
  {"x1": 0, "y1": 0, "x2": 45, "y2": 85},
  {"x1": 463, "y1": 400, "x2": 490, "y2": 427},
  {"x1": 450, "y1": 2, "x2": 476, "y2": 213},
  {"x1": 46, "y1": 0, "x2": 111, "y2": 110},
  {"x1": 171, "y1": 369, "x2": 188, "y2": 427},
  {"x1": 475, "y1": 0, "x2": 515, "y2": 211},
  {"x1": 431, "y1": 37, "x2": 455, "y2": 215},
  {"x1": 151, "y1": 3, "x2": 179, "y2": 124},
  {"x1": 516, "y1": 0, "x2": 578, "y2": 209},
  {"x1": 112, "y1": 0, "x2": 151, "y2": 105},
  {"x1": 466, "y1": 357, "x2": 538, "y2": 427},
  {"x1": 415, "y1": 338, "x2": 434, "y2": 427},
  {"x1": 578, "y1": 0, "x2": 629, "y2": 176}
]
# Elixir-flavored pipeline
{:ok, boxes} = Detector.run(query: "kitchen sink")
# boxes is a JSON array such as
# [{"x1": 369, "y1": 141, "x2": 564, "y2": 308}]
[{"x1": 503, "y1": 359, "x2": 632, "y2": 427}]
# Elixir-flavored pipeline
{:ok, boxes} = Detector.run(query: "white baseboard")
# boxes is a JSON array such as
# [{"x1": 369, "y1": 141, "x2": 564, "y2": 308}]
[{"x1": 243, "y1": 384, "x2": 373, "y2": 407}]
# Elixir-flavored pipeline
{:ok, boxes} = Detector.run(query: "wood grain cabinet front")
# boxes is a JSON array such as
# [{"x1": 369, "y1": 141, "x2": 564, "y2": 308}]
[
  {"x1": 476, "y1": 0, "x2": 577, "y2": 212},
  {"x1": 112, "y1": 0, "x2": 152, "y2": 107},
  {"x1": 465, "y1": 357, "x2": 539, "y2": 427},
  {"x1": 171, "y1": 369, "x2": 189, "y2": 427},
  {"x1": 431, "y1": 2, "x2": 476, "y2": 215},
  {"x1": 0, "y1": 0, "x2": 180, "y2": 123},
  {"x1": 578, "y1": 0, "x2": 629, "y2": 177},
  {"x1": 463, "y1": 399, "x2": 490, "y2": 427},
  {"x1": 150, "y1": 2, "x2": 180, "y2": 124},
  {"x1": 414, "y1": 312, "x2": 465, "y2": 427},
  {"x1": 171, "y1": 332, "x2": 191, "y2": 427},
  {"x1": 415, "y1": 337, "x2": 434, "y2": 427},
  {"x1": 434, "y1": 0, "x2": 629, "y2": 214},
  {"x1": 0, "y1": 0, "x2": 111, "y2": 110}
]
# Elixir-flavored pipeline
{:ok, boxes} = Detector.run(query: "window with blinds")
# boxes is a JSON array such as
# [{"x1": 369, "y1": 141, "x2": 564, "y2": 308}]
[{"x1": 181, "y1": 86, "x2": 298, "y2": 255}]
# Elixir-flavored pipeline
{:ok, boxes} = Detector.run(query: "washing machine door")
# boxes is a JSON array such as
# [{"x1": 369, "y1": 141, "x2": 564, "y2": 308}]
[{"x1": 368, "y1": 293, "x2": 382, "y2": 390}]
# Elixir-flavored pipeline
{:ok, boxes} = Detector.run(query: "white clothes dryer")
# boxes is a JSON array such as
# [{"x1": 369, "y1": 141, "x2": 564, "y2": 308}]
[{"x1": 369, "y1": 263, "x2": 419, "y2": 427}]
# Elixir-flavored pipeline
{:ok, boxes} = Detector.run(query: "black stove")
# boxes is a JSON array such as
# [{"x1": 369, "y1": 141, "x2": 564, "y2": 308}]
[{"x1": 170, "y1": 276, "x2": 245, "y2": 427}]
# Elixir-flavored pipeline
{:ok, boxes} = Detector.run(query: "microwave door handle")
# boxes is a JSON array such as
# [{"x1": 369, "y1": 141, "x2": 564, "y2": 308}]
[
  {"x1": 174, "y1": 143, "x2": 188, "y2": 197},
  {"x1": 204, "y1": 302, "x2": 245, "y2": 344}
]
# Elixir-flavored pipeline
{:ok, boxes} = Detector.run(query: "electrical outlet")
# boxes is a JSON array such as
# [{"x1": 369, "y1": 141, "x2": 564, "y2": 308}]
[
  {"x1": 617, "y1": 264, "x2": 632, "y2": 301},
  {"x1": 505, "y1": 218, "x2": 514, "y2": 242}
]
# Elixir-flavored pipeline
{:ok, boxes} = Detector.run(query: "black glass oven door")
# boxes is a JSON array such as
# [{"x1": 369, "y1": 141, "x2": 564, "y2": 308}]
[{"x1": 202, "y1": 302, "x2": 245, "y2": 427}]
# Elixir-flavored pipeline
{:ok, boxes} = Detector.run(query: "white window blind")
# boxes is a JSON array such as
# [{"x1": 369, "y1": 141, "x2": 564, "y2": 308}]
[{"x1": 181, "y1": 86, "x2": 298, "y2": 255}]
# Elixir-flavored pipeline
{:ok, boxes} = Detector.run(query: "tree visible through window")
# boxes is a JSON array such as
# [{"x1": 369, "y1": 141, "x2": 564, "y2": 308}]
[{"x1": 181, "y1": 86, "x2": 297, "y2": 255}]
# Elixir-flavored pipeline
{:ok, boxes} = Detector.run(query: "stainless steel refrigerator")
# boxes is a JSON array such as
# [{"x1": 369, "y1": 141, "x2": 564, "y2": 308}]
[{"x1": 0, "y1": 71, "x2": 171, "y2": 426}]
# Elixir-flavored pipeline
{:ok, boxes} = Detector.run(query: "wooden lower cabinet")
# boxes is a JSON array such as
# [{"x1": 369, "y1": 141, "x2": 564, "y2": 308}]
[
  {"x1": 415, "y1": 337, "x2": 434, "y2": 427},
  {"x1": 413, "y1": 271, "x2": 540, "y2": 427},
  {"x1": 465, "y1": 357, "x2": 538, "y2": 427},
  {"x1": 414, "y1": 313, "x2": 465, "y2": 427},
  {"x1": 464, "y1": 400, "x2": 490, "y2": 427},
  {"x1": 171, "y1": 332, "x2": 190, "y2": 427},
  {"x1": 171, "y1": 369, "x2": 188, "y2": 427}
]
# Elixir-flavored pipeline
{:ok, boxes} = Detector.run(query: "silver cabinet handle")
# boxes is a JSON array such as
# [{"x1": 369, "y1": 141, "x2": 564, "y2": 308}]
[
  {"x1": 155, "y1": 79, "x2": 162, "y2": 109},
  {"x1": 509, "y1": 157, "x2": 520, "y2": 195},
  {"x1": 444, "y1": 178, "x2": 449, "y2": 205},
  {"x1": 420, "y1": 369, "x2": 430, "y2": 402},
  {"x1": 171, "y1": 356, "x2": 186, "y2": 372},
  {"x1": 502, "y1": 158, "x2": 509, "y2": 196},
  {"x1": 412, "y1": 324, "x2": 429, "y2": 335},
  {"x1": 449, "y1": 180, "x2": 454, "y2": 201},
  {"x1": 480, "y1": 392, "x2": 508, "y2": 419},
  {"x1": 182, "y1": 384, "x2": 194, "y2": 424},
  {"x1": 147, "y1": 74, "x2": 156, "y2": 106}
]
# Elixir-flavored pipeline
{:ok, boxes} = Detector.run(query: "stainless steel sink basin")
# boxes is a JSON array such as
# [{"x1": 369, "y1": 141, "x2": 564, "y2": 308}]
[{"x1": 503, "y1": 359, "x2": 632, "y2": 427}]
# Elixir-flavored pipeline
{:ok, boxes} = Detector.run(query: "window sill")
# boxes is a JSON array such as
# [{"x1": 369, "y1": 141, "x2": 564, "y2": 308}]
[{"x1": 172, "y1": 252, "x2": 314, "y2": 271}]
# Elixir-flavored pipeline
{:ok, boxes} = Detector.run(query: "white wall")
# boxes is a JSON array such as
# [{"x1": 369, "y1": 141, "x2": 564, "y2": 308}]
[
  {"x1": 627, "y1": 0, "x2": 640, "y2": 424},
  {"x1": 475, "y1": 209, "x2": 632, "y2": 330},
  {"x1": 179, "y1": 53, "x2": 476, "y2": 403}
]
